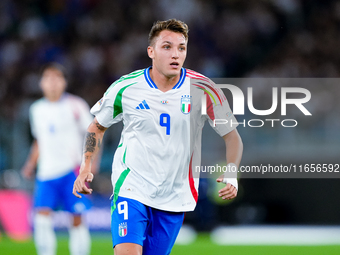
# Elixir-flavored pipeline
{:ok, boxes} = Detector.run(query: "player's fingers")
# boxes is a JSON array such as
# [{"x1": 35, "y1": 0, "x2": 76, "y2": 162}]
[
  {"x1": 219, "y1": 185, "x2": 235, "y2": 197},
  {"x1": 219, "y1": 182, "x2": 238, "y2": 194},
  {"x1": 222, "y1": 188, "x2": 237, "y2": 200},
  {"x1": 79, "y1": 184, "x2": 92, "y2": 194},
  {"x1": 223, "y1": 192, "x2": 237, "y2": 200},
  {"x1": 73, "y1": 178, "x2": 92, "y2": 195},
  {"x1": 73, "y1": 179, "x2": 82, "y2": 192},
  {"x1": 75, "y1": 186, "x2": 92, "y2": 195},
  {"x1": 72, "y1": 185, "x2": 82, "y2": 198},
  {"x1": 74, "y1": 192, "x2": 82, "y2": 198},
  {"x1": 216, "y1": 174, "x2": 224, "y2": 183},
  {"x1": 86, "y1": 173, "x2": 94, "y2": 182},
  {"x1": 218, "y1": 183, "x2": 232, "y2": 194}
]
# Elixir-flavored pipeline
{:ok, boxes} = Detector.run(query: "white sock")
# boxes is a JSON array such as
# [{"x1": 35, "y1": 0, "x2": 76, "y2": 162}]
[
  {"x1": 34, "y1": 214, "x2": 56, "y2": 255},
  {"x1": 69, "y1": 224, "x2": 91, "y2": 255}
]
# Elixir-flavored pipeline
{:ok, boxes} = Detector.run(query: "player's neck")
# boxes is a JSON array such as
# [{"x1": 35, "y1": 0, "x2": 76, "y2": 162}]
[
  {"x1": 45, "y1": 93, "x2": 64, "y2": 102},
  {"x1": 149, "y1": 68, "x2": 180, "y2": 92}
]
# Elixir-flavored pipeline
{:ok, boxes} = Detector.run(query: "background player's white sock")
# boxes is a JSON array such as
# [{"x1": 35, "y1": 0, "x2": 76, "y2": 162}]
[
  {"x1": 69, "y1": 224, "x2": 91, "y2": 255},
  {"x1": 34, "y1": 214, "x2": 56, "y2": 255}
]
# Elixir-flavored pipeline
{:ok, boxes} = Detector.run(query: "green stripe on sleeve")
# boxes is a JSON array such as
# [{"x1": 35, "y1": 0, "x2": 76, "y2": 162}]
[{"x1": 113, "y1": 82, "x2": 137, "y2": 118}]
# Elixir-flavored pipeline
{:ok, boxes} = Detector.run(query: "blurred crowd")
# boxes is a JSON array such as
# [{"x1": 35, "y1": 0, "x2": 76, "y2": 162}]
[
  {"x1": 1, "y1": 0, "x2": 340, "y2": 172},
  {"x1": 0, "y1": 0, "x2": 295, "y2": 116},
  {"x1": 1, "y1": 0, "x2": 340, "y2": 229}
]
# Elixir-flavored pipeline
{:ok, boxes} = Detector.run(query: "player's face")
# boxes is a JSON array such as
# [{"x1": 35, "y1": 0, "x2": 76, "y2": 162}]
[
  {"x1": 148, "y1": 30, "x2": 187, "y2": 79},
  {"x1": 40, "y1": 68, "x2": 66, "y2": 102}
]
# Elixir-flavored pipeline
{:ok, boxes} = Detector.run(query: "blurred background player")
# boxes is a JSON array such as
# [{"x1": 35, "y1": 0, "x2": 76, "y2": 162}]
[
  {"x1": 73, "y1": 19, "x2": 243, "y2": 255},
  {"x1": 21, "y1": 63, "x2": 94, "y2": 255}
]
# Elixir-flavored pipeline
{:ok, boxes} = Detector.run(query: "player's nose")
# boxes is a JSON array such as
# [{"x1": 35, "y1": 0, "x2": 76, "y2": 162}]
[{"x1": 172, "y1": 49, "x2": 179, "y2": 59}]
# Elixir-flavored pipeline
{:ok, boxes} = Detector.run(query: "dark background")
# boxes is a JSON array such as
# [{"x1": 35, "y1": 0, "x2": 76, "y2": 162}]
[{"x1": 0, "y1": 0, "x2": 340, "y2": 230}]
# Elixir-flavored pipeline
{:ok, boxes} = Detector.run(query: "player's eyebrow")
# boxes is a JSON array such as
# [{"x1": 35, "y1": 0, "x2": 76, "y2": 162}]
[
  {"x1": 162, "y1": 41, "x2": 173, "y2": 45},
  {"x1": 161, "y1": 41, "x2": 186, "y2": 46}
]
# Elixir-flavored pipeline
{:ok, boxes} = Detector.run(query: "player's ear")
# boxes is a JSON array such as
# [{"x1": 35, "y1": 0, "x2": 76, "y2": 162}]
[{"x1": 147, "y1": 46, "x2": 154, "y2": 59}]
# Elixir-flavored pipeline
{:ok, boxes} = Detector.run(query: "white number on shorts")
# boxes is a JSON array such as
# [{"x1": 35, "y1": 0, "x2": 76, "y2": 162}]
[{"x1": 117, "y1": 201, "x2": 128, "y2": 220}]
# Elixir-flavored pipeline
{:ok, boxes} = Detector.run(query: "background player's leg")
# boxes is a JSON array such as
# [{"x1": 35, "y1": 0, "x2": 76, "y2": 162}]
[
  {"x1": 59, "y1": 171, "x2": 91, "y2": 255},
  {"x1": 33, "y1": 178, "x2": 58, "y2": 255},
  {"x1": 69, "y1": 214, "x2": 91, "y2": 255},
  {"x1": 34, "y1": 210, "x2": 56, "y2": 255}
]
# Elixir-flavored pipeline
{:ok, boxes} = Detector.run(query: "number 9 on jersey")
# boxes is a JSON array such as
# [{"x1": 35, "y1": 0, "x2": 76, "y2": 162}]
[{"x1": 160, "y1": 113, "x2": 170, "y2": 135}]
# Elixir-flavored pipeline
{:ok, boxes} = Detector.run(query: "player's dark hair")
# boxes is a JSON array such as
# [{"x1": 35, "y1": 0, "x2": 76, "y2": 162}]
[
  {"x1": 40, "y1": 62, "x2": 67, "y2": 79},
  {"x1": 148, "y1": 19, "x2": 189, "y2": 46}
]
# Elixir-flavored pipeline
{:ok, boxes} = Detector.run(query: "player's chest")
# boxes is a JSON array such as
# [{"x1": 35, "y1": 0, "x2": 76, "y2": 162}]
[
  {"x1": 122, "y1": 88, "x2": 192, "y2": 120},
  {"x1": 34, "y1": 103, "x2": 76, "y2": 134}
]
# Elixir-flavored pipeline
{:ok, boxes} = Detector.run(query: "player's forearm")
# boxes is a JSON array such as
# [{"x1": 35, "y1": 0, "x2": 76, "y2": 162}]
[
  {"x1": 224, "y1": 129, "x2": 243, "y2": 167},
  {"x1": 80, "y1": 118, "x2": 107, "y2": 174},
  {"x1": 91, "y1": 141, "x2": 103, "y2": 175},
  {"x1": 24, "y1": 140, "x2": 39, "y2": 168},
  {"x1": 21, "y1": 140, "x2": 39, "y2": 178}
]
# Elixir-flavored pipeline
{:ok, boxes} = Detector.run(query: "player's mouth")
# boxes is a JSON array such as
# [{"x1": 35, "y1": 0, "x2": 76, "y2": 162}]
[{"x1": 170, "y1": 62, "x2": 180, "y2": 69}]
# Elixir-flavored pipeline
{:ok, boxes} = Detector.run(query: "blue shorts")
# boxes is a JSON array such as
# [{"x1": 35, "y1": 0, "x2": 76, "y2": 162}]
[
  {"x1": 111, "y1": 196, "x2": 184, "y2": 255},
  {"x1": 34, "y1": 171, "x2": 91, "y2": 214}
]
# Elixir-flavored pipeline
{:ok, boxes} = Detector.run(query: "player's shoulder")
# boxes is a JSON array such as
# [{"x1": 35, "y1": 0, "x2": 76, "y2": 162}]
[
  {"x1": 186, "y1": 69, "x2": 218, "y2": 88},
  {"x1": 186, "y1": 69, "x2": 226, "y2": 104},
  {"x1": 186, "y1": 69, "x2": 216, "y2": 87},
  {"x1": 64, "y1": 93, "x2": 90, "y2": 109},
  {"x1": 64, "y1": 93, "x2": 85, "y2": 103},
  {"x1": 120, "y1": 68, "x2": 145, "y2": 80},
  {"x1": 111, "y1": 69, "x2": 145, "y2": 88},
  {"x1": 104, "y1": 69, "x2": 145, "y2": 96},
  {"x1": 185, "y1": 69, "x2": 209, "y2": 80},
  {"x1": 30, "y1": 98, "x2": 46, "y2": 111}
]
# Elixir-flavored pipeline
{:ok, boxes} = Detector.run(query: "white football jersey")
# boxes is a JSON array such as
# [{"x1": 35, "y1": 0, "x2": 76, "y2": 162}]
[
  {"x1": 30, "y1": 93, "x2": 93, "y2": 181},
  {"x1": 91, "y1": 67, "x2": 238, "y2": 212}
]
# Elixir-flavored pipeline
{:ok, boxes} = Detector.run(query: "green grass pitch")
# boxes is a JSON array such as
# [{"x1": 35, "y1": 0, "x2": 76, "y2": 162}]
[{"x1": 1, "y1": 232, "x2": 340, "y2": 255}]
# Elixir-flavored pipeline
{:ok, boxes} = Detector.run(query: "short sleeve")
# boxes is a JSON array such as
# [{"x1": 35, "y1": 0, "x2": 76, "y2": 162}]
[
  {"x1": 77, "y1": 98, "x2": 93, "y2": 132},
  {"x1": 206, "y1": 94, "x2": 239, "y2": 137},
  {"x1": 90, "y1": 82, "x2": 125, "y2": 128},
  {"x1": 199, "y1": 83, "x2": 238, "y2": 137}
]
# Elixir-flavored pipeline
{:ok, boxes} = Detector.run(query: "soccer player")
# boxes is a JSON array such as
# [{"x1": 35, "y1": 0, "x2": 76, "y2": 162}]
[
  {"x1": 73, "y1": 19, "x2": 243, "y2": 255},
  {"x1": 22, "y1": 63, "x2": 93, "y2": 255}
]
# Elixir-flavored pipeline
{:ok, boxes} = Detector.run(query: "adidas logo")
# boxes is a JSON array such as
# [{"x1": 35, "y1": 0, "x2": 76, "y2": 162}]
[{"x1": 136, "y1": 100, "x2": 150, "y2": 109}]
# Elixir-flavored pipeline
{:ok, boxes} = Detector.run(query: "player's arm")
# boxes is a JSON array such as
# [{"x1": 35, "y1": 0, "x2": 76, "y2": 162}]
[
  {"x1": 21, "y1": 139, "x2": 39, "y2": 179},
  {"x1": 216, "y1": 129, "x2": 243, "y2": 200},
  {"x1": 90, "y1": 143, "x2": 103, "y2": 175},
  {"x1": 89, "y1": 124, "x2": 104, "y2": 176},
  {"x1": 79, "y1": 100, "x2": 102, "y2": 175},
  {"x1": 73, "y1": 117, "x2": 107, "y2": 198}
]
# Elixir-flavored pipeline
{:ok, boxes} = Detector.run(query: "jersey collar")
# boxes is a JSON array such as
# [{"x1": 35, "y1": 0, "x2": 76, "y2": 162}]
[{"x1": 144, "y1": 66, "x2": 186, "y2": 90}]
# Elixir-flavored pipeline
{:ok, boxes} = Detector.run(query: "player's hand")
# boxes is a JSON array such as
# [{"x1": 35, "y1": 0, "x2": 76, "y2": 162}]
[
  {"x1": 216, "y1": 175, "x2": 237, "y2": 200},
  {"x1": 73, "y1": 171, "x2": 94, "y2": 198},
  {"x1": 21, "y1": 163, "x2": 35, "y2": 179}
]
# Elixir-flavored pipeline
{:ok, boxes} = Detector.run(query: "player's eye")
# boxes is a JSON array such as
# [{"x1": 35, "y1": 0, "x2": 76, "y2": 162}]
[
  {"x1": 179, "y1": 47, "x2": 186, "y2": 51},
  {"x1": 163, "y1": 45, "x2": 170, "y2": 49}
]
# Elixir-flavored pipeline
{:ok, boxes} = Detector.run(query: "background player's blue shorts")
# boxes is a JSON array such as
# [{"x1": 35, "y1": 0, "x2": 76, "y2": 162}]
[
  {"x1": 34, "y1": 171, "x2": 91, "y2": 214},
  {"x1": 111, "y1": 196, "x2": 185, "y2": 255}
]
